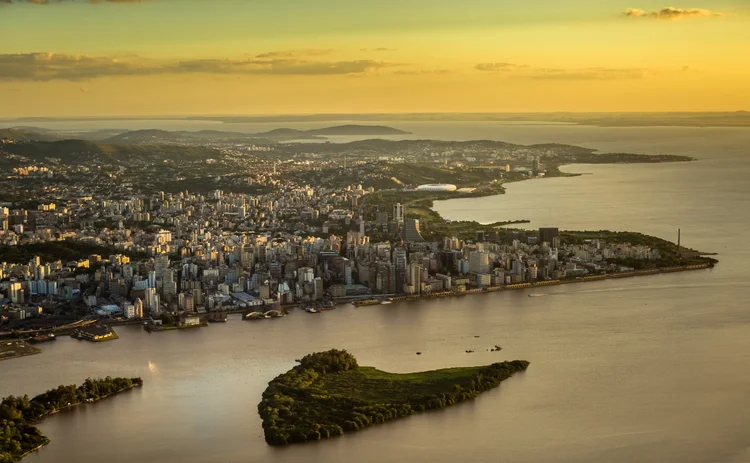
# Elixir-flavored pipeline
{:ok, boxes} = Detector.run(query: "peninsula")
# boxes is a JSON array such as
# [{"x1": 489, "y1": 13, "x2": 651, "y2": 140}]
[
  {"x1": 258, "y1": 349, "x2": 529, "y2": 445},
  {"x1": 0, "y1": 376, "x2": 143, "y2": 462}
]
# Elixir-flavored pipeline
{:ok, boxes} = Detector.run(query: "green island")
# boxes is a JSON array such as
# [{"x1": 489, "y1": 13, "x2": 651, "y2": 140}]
[
  {"x1": 0, "y1": 376, "x2": 143, "y2": 463},
  {"x1": 258, "y1": 349, "x2": 529, "y2": 445}
]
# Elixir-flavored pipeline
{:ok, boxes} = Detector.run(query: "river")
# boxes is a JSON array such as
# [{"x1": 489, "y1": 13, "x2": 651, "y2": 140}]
[{"x1": 2, "y1": 124, "x2": 749, "y2": 463}]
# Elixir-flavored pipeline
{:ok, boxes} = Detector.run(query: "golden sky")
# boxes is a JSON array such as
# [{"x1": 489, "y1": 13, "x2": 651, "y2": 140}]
[{"x1": 0, "y1": 0, "x2": 748, "y2": 116}]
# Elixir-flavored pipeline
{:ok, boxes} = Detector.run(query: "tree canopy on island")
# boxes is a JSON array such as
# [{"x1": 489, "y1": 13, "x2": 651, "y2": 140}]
[
  {"x1": 0, "y1": 376, "x2": 142, "y2": 463},
  {"x1": 258, "y1": 349, "x2": 529, "y2": 445}
]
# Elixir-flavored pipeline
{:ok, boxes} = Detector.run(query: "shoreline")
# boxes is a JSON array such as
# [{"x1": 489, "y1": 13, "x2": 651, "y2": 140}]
[
  {"x1": 353, "y1": 263, "x2": 713, "y2": 307},
  {"x1": 14, "y1": 440, "x2": 51, "y2": 462},
  {"x1": 15, "y1": 382, "x2": 142, "y2": 462},
  {"x1": 32, "y1": 382, "x2": 142, "y2": 423}
]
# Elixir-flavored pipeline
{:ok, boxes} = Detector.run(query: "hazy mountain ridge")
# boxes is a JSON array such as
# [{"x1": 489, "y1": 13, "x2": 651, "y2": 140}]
[{"x1": 0, "y1": 124, "x2": 410, "y2": 145}]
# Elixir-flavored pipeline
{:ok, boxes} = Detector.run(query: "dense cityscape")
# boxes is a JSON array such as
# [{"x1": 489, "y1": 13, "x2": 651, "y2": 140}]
[{"x1": 0, "y1": 128, "x2": 710, "y2": 341}]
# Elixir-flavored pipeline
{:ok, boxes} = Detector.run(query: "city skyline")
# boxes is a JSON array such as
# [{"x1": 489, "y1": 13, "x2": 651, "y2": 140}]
[{"x1": 1, "y1": 0, "x2": 749, "y2": 116}]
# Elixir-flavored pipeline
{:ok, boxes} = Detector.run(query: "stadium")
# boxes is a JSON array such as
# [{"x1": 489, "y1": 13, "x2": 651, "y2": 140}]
[{"x1": 415, "y1": 184, "x2": 458, "y2": 192}]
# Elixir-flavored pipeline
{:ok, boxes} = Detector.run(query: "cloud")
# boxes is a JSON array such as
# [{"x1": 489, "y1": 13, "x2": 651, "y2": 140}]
[
  {"x1": 394, "y1": 69, "x2": 450, "y2": 76},
  {"x1": 474, "y1": 63, "x2": 529, "y2": 72},
  {"x1": 254, "y1": 49, "x2": 333, "y2": 59},
  {"x1": 623, "y1": 7, "x2": 726, "y2": 20},
  {"x1": 174, "y1": 58, "x2": 397, "y2": 76},
  {"x1": 527, "y1": 67, "x2": 649, "y2": 80},
  {"x1": 0, "y1": 52, "x2": 400, "y2": 81},
  {"x1": 0, "y1": 53, "x2": 161, "y2": 80},
  {"x1": 475, "y1": 62, "x2": 650, "y2": 80}
]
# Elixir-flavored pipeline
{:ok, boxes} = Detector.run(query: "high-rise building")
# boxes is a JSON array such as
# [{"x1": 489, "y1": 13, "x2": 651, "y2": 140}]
[
  {"x1": 393, "y1": 203, "x2": 404, "y2": 224},
  {"x1": 532, "y1": 156, "x2": 542, "y2": 174},
  {"x1": 539, "y1": 228, "x2": 559, "y2": 246},
  {"x1": 313, "y1": 277, "x2": 324, "y2": 301},
  {"x1": 469, "y1": 251, "x2": 490, "y2": 274},
  {"x1": 134, "y1": 298, "x2": 144, "y2": 318},
  {"x1": 9, "y1": 282, "x2": 23, "y2": 303},
  {"x1": 154, "y1": 254, "x2": 170, "y2": 279},
  {"x1": 408, "y1": 263, "x2": 423, "y2": 295}
]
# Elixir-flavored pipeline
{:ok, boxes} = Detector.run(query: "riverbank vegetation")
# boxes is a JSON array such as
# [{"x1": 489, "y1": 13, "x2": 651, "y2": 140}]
[
  {"x1": 0, "y1": 376, "x2": 142, "y2": 462},
  {"x1": 258, "y1": 349, "x2": 529, "y2": 446}
]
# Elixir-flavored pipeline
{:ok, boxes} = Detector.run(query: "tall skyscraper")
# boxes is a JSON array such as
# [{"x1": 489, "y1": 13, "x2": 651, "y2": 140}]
[
  {"x1": 469, "y1": 251, "x2": 490, "y2": 274},
  {"x1": 409, "y1": 263, "x2": 423, "y2": 294},
  {"x1": 539, "y1": 228, "x2": 559, "y2": 245},
  {"x1": 393, "y1": 203, "x2": 404, "y2": 224}
]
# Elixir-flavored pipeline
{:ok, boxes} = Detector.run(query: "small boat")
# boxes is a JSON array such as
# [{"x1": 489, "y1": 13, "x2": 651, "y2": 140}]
[
  {"x1": 528, "y1": 293, "x2": 546, "y2": 297},
  {"x1": 381, "y1": 300, "x2": 393, "y2": 305},
  {"x1": 465, "y1": 350, "x2": 474, "y2": 353},
  {"x1": 416, "y1": 352, "x2": 422, "y2": 355},
  {"x1": 305, "y1": 307, "x2": 319, "y2": 314},
  {"x1": 28, "y1": 333, "x2": 56, "y2": 344}
]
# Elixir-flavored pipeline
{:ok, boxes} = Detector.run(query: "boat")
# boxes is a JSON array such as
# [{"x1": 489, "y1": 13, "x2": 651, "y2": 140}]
[
  {"x1": 528, "y1": 293, "x2": 546, "y2": 297},
  {"x1": 305, "y1": 307, "x2": 319, "y2": 314},
  {"x1": 28, "y1": 333, "x2": 56, "y2": 344},
  {"x1": 380, "y1": 300, "x2": 393, "y2": 305}
]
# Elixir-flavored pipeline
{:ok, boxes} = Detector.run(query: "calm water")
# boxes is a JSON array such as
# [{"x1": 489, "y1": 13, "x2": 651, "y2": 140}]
[{"x1": 2, "y1": 125, "x2": 750, "y2": 463}]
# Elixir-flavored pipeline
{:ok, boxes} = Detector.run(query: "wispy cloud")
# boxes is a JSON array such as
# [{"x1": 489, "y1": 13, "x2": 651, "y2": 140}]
[
  {"x1": 474, "y1": 63, "x2": 530, "y2": 72},
  {"x1": 254, "y1": 49, "x2": 333, "y2": 59},
  {"x1": 394, "y1": 69, "x2": 450, "y2": 76},
  {"x1": 0, "y1": 52, "x2": 400, "y2": 81},
  {"x1": 174, "y1": 58, "x2": 397, "y2": 76},
  {"x1": 475, "y1": 62, "x2": 650, "y2": 80},
  {"x1": 623, "y1": 7, "x2": 727, "y2": 20}
]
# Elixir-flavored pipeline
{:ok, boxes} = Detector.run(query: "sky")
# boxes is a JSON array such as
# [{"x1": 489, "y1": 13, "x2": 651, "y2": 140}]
[{"x1": 0, "y1": 0, "x2": 748, "y2": 116}]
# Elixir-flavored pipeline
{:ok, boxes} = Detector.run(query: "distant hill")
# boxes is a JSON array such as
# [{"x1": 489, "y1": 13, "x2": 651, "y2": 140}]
[
  {"x1": 104, "y1": 129, "x2": 272, "y2": 144},
  {"x1": 0, "y1": 128, "x2": 59, "y2": 142},
  {"x1": 2, "y1": 139, "x2": 220, "y2": 165},
  {"x1": 251, "y1": 128, "x2": 309, "y2": 138},
  {"x1": 253, "y1": 124, "x2": 410, "y2": 139}
]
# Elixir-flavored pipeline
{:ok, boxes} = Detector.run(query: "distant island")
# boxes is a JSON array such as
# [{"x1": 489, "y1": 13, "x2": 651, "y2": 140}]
[
  {"x1": 0, "y1": 376, "x2": 143, "y2": 462},
  {"x1": 258, "y1": 349, "x2": 529, "y2": 445}
]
